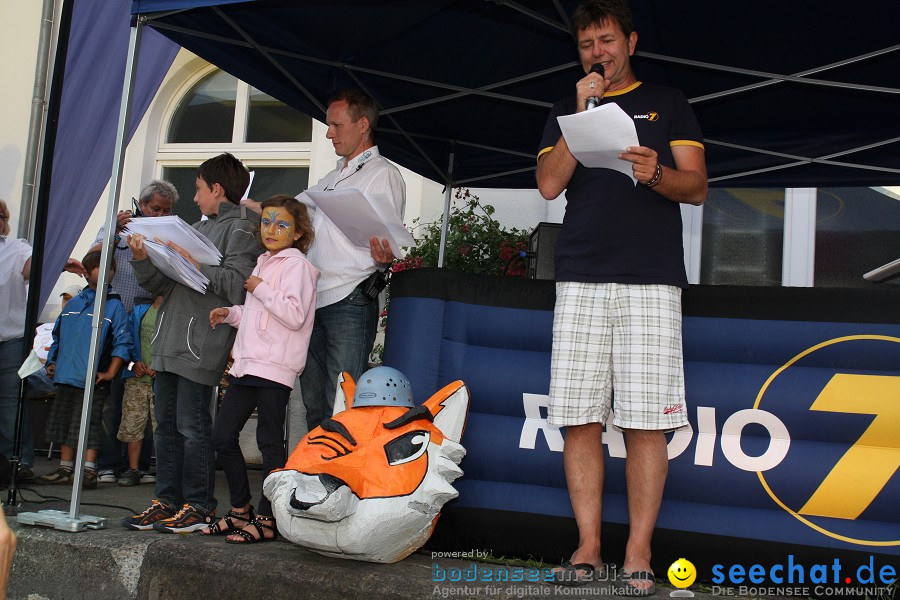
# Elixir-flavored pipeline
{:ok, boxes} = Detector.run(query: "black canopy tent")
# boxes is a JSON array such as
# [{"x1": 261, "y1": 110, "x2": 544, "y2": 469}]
[{"x1": 128, "y1": 0, "x2": 900, "y2": 191}]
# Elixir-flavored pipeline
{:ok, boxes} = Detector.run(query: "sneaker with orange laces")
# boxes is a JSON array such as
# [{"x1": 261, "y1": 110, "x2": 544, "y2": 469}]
[
  {"x1": 121, "y1": 500, "x2": 177, "y2": 531},
  {"x1": 152, "y1": 503, "x2": 214, "y2": 534}
]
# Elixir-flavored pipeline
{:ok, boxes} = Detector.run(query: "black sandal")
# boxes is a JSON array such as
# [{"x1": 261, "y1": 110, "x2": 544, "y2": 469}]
[
  {"x1": 200, "y1": 505, "x2": 255, "y2": 536},
  {"x1": 225, "y1": 515, "x2": 278, "y2": 544}
]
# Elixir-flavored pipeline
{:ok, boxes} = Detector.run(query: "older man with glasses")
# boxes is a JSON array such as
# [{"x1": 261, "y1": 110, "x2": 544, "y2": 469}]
[{"x1": 89, "y1": 180, "x2": 177, "y2": 313}]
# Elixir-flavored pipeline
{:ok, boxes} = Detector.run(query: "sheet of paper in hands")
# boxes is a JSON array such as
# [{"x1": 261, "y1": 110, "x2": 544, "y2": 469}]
[
  {"x1": 242, "y1": 171, "x2": 255, "y2": 201},
  {"x1": 557, "y1": 102, "x2": 640, "y2": 185},
  {"x1": 141, "y1": 239, "x2": 210, "y2": 294},
  {"x1": 124, "y1": 215, "x2": 221, "y2": 265},
  {"x1": 305, "y1": 189, "x2": 415, "y2": 257}
]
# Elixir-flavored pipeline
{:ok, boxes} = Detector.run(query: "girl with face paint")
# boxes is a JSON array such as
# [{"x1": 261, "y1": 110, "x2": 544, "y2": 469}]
[{"x1": 203, "y1": 195, "x2": 319, "y2": 544}]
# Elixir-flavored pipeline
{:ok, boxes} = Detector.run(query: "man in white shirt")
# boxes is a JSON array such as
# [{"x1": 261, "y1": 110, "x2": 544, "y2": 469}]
[
  {"x1": 0, "y1": 199, "x2": 86, "y2": 483},
  {"x1": 248, "y1": 90, "x2": 405, "y2": 430}
]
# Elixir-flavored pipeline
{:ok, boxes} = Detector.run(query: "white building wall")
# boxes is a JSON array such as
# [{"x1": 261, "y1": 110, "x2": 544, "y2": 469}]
[{"x1": 0, "y1": 2, "x2": 52, "y2": 240}]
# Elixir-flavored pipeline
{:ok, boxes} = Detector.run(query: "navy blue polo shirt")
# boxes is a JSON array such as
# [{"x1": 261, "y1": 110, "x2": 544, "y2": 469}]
[{"x1": 538, "y1": 82, "x2": 704, "y2": 288}]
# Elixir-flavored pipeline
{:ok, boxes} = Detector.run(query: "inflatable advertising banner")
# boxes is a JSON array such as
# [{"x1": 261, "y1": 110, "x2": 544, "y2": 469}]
[{"x1": 383, "y1": 269, "x2": 900, "y2": 561}]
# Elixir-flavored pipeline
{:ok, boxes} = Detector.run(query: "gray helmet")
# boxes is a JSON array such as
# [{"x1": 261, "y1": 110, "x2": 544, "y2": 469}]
[{"x1": 353, "y1": 366, "x2": 414, "y2": 408}]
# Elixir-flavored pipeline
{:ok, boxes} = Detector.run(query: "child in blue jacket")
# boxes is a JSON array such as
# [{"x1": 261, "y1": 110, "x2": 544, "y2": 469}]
[{"x1": 38, "y1": 250, "x2": 131, "y2": 489}]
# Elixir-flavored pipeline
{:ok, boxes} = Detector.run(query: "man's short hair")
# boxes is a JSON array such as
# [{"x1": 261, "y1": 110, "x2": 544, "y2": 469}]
[
  {"x1": 571, "y1": 0, "x2": 634, "y2": 39},
  {"x1": 139, "y1": 179, "x2": 178, "y2": 205},
  {"x1": 81, "y1": 249, "x2": 116, "y2": 276},
  {"x1": 196, "y1": 153, "x2": 250, "y2": 205},
  {"x1": 327, "y1": 90, "x2": 379, "y2": 134}
]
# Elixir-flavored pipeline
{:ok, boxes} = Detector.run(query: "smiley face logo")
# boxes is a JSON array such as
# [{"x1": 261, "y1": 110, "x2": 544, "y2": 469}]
[{"x1": 667, "y1": 558, "x2": 696, "y2": 588}]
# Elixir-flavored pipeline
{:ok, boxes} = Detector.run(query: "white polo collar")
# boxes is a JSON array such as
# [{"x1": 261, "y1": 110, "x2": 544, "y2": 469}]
[{"x1": 336, "y1": 146, "x2": 380, "y2": 172}]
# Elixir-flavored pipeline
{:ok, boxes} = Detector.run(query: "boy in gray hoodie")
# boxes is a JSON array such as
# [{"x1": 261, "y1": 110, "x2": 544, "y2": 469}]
[{"x1": 122, "y1": 153, "x2": 261, "y2": 532}]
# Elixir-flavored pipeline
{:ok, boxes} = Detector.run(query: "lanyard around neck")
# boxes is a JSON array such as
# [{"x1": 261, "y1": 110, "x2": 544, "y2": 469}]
[{"x1": 325, "y1": 161, "x2": 366, "y2": 191}]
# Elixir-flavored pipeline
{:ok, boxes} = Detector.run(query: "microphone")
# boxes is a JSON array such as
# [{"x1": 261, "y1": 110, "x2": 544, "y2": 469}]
[{"x1": 585, "y1": 63, "x2": 605, "y2": 110}]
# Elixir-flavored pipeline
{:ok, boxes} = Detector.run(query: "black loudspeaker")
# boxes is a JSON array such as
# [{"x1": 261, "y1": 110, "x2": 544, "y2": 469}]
[{"x1": 527, "y1": 222, "x2": 562, "y2": 280}]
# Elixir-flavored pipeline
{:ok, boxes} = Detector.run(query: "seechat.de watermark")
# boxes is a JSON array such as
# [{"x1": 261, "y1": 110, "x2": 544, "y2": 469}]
[{"x1": 708, "y1": 554, "x2": 897, "y2": 598}]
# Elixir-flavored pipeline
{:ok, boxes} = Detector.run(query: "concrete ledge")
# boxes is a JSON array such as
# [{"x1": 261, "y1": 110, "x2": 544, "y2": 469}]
[
  {"x1": 136, "y1": 535, "x2": 438, "y2": 600},
  {"x1": 9, "y1": 520, "x2": 448, "y2": 600},
  {"x1": 8, "y1": 520, "x2": 744, "y2": 600},
  {"x1": 4, "y1": 466, "x2": 739, "y2": 600},
  {"x1": 10, "y1": 524, "x2": 154, "y2": 600}
]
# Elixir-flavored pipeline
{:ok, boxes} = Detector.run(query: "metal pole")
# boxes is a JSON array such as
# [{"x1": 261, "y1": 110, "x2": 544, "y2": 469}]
[
  {"x1": 18, "y1": 15, "x2": 144, "y2": 532},
  {"x1": 437, "y1": 149, "x2": 455, "y2": 268},
  {"x1": 18, "y1": 0, "x2": 58, "y2": 241},
  {"x1": 70, "y1": 17, "x2": 143, "y2": 521}
]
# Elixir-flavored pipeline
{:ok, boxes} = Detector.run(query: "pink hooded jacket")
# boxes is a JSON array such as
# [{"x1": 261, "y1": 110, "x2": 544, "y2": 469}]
[{"x1": 223, "y1": 248, "x2": 318, "y2": 387}]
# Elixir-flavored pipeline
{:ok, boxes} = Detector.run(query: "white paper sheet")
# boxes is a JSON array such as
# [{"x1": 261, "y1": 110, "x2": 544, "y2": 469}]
[
  {"x1": 142, "y1": 239, "x2": 210, "y2": 294},
  {"x1": 242, "y1": 171, "x2": 255, "y2": 201},
  {"x1": 17, "y1": 350, "x2": 43, "y2": 379},
  {"x1": 305, "y1": 189, "x2": 415, "y2": 257},
  {"x1": 557, "y1": 102, "x2": 640, "y2": 185},
  {"x1": 124, "y1": 215, "x2": 221, "y2": 265}
]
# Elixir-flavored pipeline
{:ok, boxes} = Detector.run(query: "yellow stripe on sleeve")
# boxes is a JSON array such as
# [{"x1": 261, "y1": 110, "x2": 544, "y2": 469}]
[
  {"x1": 537, "y1": 146, "x2": 554, "y2": 162},
  {"x1": 671, "y1": 140, "x2": 705, "y2": 149}
]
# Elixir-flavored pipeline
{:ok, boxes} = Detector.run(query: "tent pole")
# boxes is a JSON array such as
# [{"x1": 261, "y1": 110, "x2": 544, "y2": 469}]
[
  {"x1": 437, "y1": 150, "x2": 455, "y2": 268},
  {"x1": 18, "y1": 16, "x2": 143, "y2": 532},
  {"x1": 70, "y1": 15, "x2": 144, "y2": 523}
]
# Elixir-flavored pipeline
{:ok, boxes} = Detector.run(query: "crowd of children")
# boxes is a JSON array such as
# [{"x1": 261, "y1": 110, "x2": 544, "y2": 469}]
[{"x1": 35, "y1": 153, "x2": 320, "y2": 544}]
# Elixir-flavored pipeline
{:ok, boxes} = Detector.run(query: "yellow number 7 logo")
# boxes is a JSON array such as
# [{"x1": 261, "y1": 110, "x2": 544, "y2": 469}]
[{"x1": 800, "y1": 374, "x2": 900, "y2": 520}]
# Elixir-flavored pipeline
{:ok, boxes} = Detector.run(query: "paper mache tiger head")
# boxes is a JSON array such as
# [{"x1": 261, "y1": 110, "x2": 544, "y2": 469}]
[{"x1": 263, "y1": 367, "x2": 470, "y2": 563}]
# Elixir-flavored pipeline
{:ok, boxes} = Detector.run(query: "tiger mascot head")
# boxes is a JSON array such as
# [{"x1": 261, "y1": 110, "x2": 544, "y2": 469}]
[{"x1": 264, "y1": 367, "x2": 470, "y2": 563}]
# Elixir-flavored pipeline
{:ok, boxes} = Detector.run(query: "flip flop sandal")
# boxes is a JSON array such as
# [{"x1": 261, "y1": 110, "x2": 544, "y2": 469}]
[
  {"x1": 619, "y1": 570, "x2": 657, "y2": 597},
  {"x1": 551, "y1": 560, "x2": 603, "y2": 586},
  {"x1": 201, "y1": 505, "x2": 255, "y2": 536}
]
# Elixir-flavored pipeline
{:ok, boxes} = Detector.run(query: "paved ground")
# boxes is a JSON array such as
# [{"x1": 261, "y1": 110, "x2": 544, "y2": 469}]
[{"x1": 3, "y1": 460, "x2": 759, "y2": 600}]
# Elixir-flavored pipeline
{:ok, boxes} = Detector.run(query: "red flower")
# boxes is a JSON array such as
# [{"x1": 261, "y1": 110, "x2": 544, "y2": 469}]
[{"x1": 392, "y1": 255, "x2": 424, "y2": 272}]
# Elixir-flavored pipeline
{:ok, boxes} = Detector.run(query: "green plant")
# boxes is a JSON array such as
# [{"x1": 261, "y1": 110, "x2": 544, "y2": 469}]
[
  {"x1": 394, "y1": 188, "x2": 530, "y2": 277},
  {"x1": 370, "y1": 188, "x2": 531, "y2": 365}
]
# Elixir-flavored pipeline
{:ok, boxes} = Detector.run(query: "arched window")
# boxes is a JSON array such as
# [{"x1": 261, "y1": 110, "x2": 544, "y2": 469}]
[
  {"x1": 157, "y1": 68, "x2": 313, "y2": 224},
  {"x1": 167, "y1": 70, "x2": 237, "y2": 143}
]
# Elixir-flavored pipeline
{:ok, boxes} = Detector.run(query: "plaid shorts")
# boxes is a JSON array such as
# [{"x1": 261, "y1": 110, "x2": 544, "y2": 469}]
[
  {"x1": 46, "y1": 384, "x2": 107, "y2": 449},
  {"x1": 118, "y1": 378, "x2": 156, "y2": 442},
  {"x1": 548, "y1": 282, "x2": 688, "y2": 430}
]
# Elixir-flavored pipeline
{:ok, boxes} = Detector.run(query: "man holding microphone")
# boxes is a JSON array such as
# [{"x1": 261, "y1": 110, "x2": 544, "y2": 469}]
[{"x1": 536, "y1": 0, "x2": 707, "y2": 592}]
